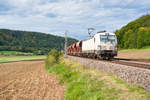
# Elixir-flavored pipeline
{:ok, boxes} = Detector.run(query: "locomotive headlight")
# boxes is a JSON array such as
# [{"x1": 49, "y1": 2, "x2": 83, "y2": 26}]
[
  {"x1": 102, "y1": 46, "x2": 106, "y2": 50},
  {"x1": 115, "y1": 45, "x2": 117, "y2": 49},
  {"x1": 109, "y1": 46, "x2": 113, "y2": 50},
  {"x1": 109, "y1": 46, "x2": 117, "y2": 50},
  {"x1": 100, "y1": 46, "x2": 106, "y2": 50},
  {"x1": 97, "y1": 45, "x2": 101, "y2": 50}
]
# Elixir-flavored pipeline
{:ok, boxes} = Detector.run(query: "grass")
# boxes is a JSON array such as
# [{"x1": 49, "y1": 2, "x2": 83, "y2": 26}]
[
  {"x1": 114, "y1": 77, "x2": 150, "y2": 98},
  {"x1": 0, "y1": 56, "x2": 46, "y2": 63},
  {"x1": 119, "y1": 47, "x2": 150, "y2": 52},
  {"x1": 0, "y1": 51, "x2": 33, "y2": 56},
  {"x1": 46, "y1": 61, "x2": 119, "y2": 100},
  {"x1": 46, "y1": 55, "x2": 150, "y2": 100}
]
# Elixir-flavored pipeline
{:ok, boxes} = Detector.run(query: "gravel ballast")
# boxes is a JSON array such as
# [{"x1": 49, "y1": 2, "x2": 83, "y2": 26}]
[{"x1": 68, "y1": 56, "x2": 150, "y2": 91}]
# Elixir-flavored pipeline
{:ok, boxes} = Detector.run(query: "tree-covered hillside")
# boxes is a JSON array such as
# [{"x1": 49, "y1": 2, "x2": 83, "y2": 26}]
[
  {"x1": 0, "y1": 29, "x2": 78, "y2": 54},
  {"x1": 115, "y1": 14, "x2": 150, "y2": 49}
]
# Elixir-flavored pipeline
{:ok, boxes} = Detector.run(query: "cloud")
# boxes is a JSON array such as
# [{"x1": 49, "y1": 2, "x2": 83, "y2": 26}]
[{"x1": 0, "y1": 0, "x2": 149, "y2": 40}]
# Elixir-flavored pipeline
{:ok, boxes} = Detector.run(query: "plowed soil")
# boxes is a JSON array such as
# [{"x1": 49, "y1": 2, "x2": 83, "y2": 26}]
[
  {"x1": 0, "y1": 60, "x2": 65, "y2": 100},
  {"x1": 117, "y1": 51, "x2": 150, "y2": 60}
]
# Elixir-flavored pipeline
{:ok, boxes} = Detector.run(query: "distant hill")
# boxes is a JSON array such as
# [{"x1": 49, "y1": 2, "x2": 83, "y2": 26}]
[
  {"x1": 115, "y1": 14, "x2": 150, "y2": 49},
  {"x1": 0, "y1": 29, "x2": 78, "y2": 55}
]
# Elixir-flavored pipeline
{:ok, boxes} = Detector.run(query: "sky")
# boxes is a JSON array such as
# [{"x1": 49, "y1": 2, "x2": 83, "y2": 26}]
[{"x1": 0, "y1": 0, "x2": 150, "y2": 40}]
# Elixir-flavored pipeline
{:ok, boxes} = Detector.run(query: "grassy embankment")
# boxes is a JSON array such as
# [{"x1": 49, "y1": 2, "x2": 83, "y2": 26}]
[
  {"x1": 46, "y1": 49, "x2": 150, "y2": 100},
  {"x1": 0, "y1": 51, "x2": 46, "y2": 63}
]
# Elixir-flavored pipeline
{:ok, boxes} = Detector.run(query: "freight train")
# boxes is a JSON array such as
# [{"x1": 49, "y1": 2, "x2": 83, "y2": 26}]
[{"x1": 67, "y1": 31, "x2": 117, "y2": 60}]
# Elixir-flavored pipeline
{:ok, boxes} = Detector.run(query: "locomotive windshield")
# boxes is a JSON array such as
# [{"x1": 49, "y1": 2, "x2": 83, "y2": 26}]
[{"x1": 100, "y1": 35, "x2": 116, "y2": 42}]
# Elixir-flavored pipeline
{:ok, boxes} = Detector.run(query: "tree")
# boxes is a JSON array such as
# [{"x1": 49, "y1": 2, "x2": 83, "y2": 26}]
[{"x1": 115, "y1": 14, "x2": 150, "y2": 49}]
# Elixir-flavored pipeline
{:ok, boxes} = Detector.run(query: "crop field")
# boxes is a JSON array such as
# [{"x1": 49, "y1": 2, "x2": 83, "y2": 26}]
[
  {"x1": 117, "y1": 48, "x2": 150, "y2": 60},
  {"x1": 0, "y1": 60, "x2": 65, "y2": 100},
  {"x1": 119, "y1": 47, "x2": 150, "y2": 52},
  {"x1": 0, "y1": 56, "x2": 46, "y2": 63}
]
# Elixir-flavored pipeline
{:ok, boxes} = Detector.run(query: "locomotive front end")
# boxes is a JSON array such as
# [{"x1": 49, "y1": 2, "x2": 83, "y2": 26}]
[{"x1": 97, "y1": 32, "x2": 117, "y2": 59}]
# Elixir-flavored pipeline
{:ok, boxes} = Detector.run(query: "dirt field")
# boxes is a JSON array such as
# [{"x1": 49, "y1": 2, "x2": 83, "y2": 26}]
[
  {"x1": 0, "y1": 60, "x2": 65, "y2": 100},
  {"x1": 117, "y1": 51, "x2": 150, "y2": 60}
]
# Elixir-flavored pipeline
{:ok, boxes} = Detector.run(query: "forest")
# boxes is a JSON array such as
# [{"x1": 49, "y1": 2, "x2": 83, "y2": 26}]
[
  {"x1": 115, "y1": 14, "x2": 150, "y2": 49},
  {"x1": 0, "y1": 29, "x2": 77, "y2": 55}
]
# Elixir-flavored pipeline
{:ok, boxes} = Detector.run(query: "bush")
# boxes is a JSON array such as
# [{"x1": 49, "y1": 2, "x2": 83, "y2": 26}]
[
  {"x1": 48, "y1": 49, "x2": 62, "y2": 63},
  {"x1": 46, "y1": 49, "x2": 63, "y2": 69},
  {"x1": 46, "y1": 55, "x2": 56, "y2": 67}
]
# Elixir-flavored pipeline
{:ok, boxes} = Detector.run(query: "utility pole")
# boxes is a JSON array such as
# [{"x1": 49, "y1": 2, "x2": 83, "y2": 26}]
[{"x1": 64, "y1": 30, "x2": 68, "y2": 57}]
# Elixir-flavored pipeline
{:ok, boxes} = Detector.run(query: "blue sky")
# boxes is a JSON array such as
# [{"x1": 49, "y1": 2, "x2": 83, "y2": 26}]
[{"x1": 0, "y1": 0, "x2": 149, "y2": 40}]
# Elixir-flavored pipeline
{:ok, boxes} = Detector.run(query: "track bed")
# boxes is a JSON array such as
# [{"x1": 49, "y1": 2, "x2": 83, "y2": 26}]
[
  {"x1": 68, "y1": 55, "x2": 150, "y2": 91},
  {"x1": 73, "y1": 56, "x2": 150, "y2": 70}
]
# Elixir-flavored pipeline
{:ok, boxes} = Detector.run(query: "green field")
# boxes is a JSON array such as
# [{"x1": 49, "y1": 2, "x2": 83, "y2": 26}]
[
  {"x1": 119, "y1": 48, "x2": 150, "y2": 52},
  {"x1": 0, "y1": 51, "x2": 33, "y2": 56},
  {"x1": 0, "y1": 56, "x2": 46, "y2": 63}
]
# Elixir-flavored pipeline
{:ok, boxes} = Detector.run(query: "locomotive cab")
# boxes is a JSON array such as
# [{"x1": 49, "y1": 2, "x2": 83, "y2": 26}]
[{"x1": 96, "y1": 32, "x2": 117, "y2": 59}]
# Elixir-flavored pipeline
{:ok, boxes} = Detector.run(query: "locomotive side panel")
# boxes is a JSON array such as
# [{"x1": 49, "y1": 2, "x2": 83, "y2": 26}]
[
  {"x1": 81, "y1": 37, "x2": 96, "y2": 57},
  {"x1": 82, "y1": 38, "x2": 95, "y2": 53}
]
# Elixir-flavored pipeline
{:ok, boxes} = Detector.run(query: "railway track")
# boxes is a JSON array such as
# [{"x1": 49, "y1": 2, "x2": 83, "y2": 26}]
[
  {"x1": 69, "y1": 55, "x2": 150, "y2": 70},
  {"x1": 111, "y1": 58, "x2": 150, "y2": 70}
]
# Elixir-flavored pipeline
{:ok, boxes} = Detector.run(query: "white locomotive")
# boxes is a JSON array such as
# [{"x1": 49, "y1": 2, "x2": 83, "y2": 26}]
[
  {"x1": 82, "y1": 31, "x2": 117, "y2": 59},
  {"x1": 67, "y1": 31, "x2": 118, "y2": 60}
]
